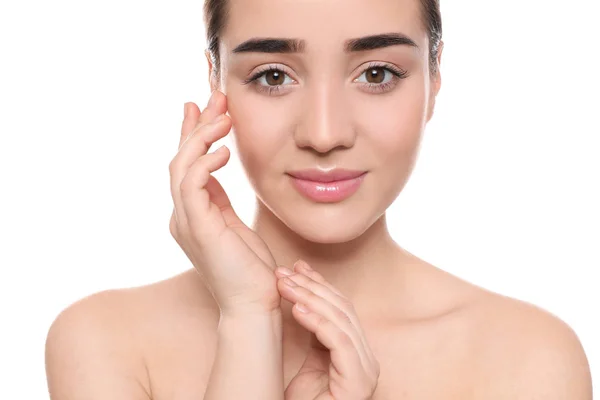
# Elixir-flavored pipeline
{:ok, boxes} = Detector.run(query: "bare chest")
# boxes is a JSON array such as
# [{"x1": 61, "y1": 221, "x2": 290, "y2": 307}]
[{"x1": 144, "y1": 323, "x2": 481, "y2": 400}]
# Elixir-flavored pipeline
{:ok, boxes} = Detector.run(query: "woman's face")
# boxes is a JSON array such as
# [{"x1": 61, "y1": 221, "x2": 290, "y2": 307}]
[{"x1": 213, "y1": 0, "x2": 441, "y2": 243}]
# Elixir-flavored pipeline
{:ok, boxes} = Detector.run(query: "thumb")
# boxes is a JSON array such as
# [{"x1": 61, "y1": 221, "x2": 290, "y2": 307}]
[
  {"x1": 298, "y1": 344, "x2": 329, "y2": 374},
  {"x1": 285, "y1": 346, "x2": 330, "y2": 399}
]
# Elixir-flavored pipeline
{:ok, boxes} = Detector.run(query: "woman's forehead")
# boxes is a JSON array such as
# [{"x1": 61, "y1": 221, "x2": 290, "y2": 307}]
[{"x1": 222, "y1": 0, "x2": 427, "y2": 55}]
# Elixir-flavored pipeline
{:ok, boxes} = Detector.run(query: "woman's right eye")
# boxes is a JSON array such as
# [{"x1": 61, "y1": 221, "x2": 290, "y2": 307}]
[
  {"x1": 253, "y1": 69, "x2": 294, "y2": 87},
  {"x1": 242, "y1": 66, "x2": 296, "y2": 96}
]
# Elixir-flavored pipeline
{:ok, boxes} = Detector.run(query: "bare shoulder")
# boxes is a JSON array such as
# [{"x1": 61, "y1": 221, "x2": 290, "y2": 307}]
[
  {"x1": 45, "y1": 285, "x2": 152, "y2": 399},
  {"x1": 467, "y1": 289, "x2": 593, "y2": 399},
  {"x1": 45, "y1": 269, "x2": 218, "y2": 400},
  {"x1": 401, "y1": 254, "x2": 591, "y2": 398}
]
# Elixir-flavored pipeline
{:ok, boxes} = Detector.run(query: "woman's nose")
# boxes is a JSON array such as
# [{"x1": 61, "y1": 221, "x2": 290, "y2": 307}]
[{"x1": 293, "y1": 86, "x2": 356, "y2": 154}]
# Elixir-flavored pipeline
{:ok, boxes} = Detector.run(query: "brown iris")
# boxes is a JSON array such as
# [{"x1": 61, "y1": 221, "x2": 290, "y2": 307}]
[
  {"x1": 365, "y1": 67, "x2": 385, "y2": 84},
  {"x1": 265, "y1": 70, "x2": 285, "y2": 86}
]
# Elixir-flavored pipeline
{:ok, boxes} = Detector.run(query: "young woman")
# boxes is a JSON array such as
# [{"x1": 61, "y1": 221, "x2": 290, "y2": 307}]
[{"x1": 45, "y1": 0, "x2": 592, "y2": 398}]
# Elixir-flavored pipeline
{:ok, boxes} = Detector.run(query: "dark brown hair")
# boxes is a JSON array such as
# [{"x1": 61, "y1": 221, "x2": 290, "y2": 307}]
[{"x1": 203, "y1": 0, "x2": 442, "y2": 82}]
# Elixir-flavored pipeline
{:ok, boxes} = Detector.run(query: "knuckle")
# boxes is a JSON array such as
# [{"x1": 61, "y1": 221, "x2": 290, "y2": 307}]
[
  {"x1": 363, "y1": 362, "x2": 380, "y2": 387},
  {"x1": 333, "y1": 307, "x2": 352, "y2": 325},
  {"x1": 336, "y1": 330, "x2": 353, "y2": 348},
  {"x1": 299, "y1": 288, "x2": 315, "y2": 304},
  {"x1": 369, "y1": 372, "x2": 380, "y2": 393},
  {"x1": 179, "y1": 179, "x2": 195, "y2": 196},
  {"x1": 373, "y1": 360, "x2": 381, "y2": 379},
  {"x1": 180, "y1": 168, "x2": 206, "y2": 196},
  {"x1": 314, "y1": 314, "x2": 330, "y2": 331},
  {"x1": 354, "y1": 375, "x2": 376, "y2": 398},
  {"x1": 339, "y1": 296, "x2": 354, "y2": 312},
  {"x1": 168, "y1": 159, "x2": 178, "y2": 174},
  {"x1": 301, "y1": 278, "x2": 318, "y2": 292},
  {"x1": 360, "y1": 382, "x2": 376, "y2": 399},
  {"x1": 169, "y1": 218, "x2": 178, "y2": 238}
]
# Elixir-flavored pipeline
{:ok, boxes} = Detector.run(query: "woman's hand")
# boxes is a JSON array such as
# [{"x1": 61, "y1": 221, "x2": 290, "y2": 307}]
[
  {"x1": 169, "y1": 91, "x2": 280, "y2": 316},
  {"x1": 275, "y1": 260, "x2": 380, "y2": 400}
]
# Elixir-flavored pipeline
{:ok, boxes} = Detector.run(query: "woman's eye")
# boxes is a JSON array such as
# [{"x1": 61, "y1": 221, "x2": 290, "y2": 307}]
[
  {"x1": 254, "y1": 69, "x2": 294, "y2": 87},
  {"x1": 354, "y1": 65, "x2": 408, "y2": 93},
  {"x1": 242, "y1": 67, "x2": 295, "y2": 96},
  {"x1": 355, "y1": 67, "x2": 394, "y2": 85}
]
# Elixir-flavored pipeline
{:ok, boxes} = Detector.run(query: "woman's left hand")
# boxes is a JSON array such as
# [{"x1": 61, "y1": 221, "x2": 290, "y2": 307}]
[{"x1": 275, "y1": 260, "x2": 380, "y2": 400}]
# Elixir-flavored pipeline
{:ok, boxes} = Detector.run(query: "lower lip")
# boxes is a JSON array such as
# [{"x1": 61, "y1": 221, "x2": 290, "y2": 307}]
[{"x1": 288, "y1": 173, "x2": 367, "y2": 203}]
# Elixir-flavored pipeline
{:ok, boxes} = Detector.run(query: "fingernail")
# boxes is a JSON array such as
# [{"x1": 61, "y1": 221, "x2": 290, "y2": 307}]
[
  {"x1": 295, "y1": 303, "x2": 310, "y2": 313},
  {"x1": 276, "y1": 266, "x2": 293, "y2": 276},
  {"x1": 183, "y1": 102, "x2": 189, "y2": 118}
]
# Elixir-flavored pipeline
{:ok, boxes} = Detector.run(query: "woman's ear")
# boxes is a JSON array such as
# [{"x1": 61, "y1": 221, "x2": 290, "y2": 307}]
[
  {"x1": 427, "y1": 41, "x2": 443, "y2": 122},
  {"x1": 205, "y1": 50, "x2": 219, "y2": 92}
]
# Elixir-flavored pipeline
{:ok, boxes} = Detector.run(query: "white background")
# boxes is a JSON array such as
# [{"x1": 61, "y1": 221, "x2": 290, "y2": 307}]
[{"x1": 1, "y1": 0, "x2": 598, "y2": 397}]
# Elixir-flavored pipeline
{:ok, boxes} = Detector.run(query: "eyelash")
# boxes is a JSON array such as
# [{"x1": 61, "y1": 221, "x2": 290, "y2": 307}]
[{"x1": 241, "y1": 62, "x2": 409, "y2": 96}]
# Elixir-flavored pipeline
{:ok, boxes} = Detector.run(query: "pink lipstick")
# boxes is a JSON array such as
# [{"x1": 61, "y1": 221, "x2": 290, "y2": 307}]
[{"x1": 287, "y1": 168, "x2": 367, "y2": 203}]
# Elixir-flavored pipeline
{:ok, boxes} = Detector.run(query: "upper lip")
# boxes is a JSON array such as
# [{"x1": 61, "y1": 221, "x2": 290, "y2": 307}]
[{"x1": 287, "y1": 168, "x2": 367, "y2": 182}]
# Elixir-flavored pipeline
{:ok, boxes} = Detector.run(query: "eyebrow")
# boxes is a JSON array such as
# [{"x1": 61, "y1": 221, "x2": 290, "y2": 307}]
[{"x1": 231, "y1": 32, "x2": 419, "y2": 54}]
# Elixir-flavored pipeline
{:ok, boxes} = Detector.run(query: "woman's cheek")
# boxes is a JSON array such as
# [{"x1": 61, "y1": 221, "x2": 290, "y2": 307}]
[{"x1": 228, "y1": 105, "x2": 286, "y2": 188}]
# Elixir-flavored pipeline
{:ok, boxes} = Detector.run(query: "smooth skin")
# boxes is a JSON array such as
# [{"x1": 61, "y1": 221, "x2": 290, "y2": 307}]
[
  {"x1": 276, "y1": 260, "x2": 380, "y2": 399},
  {"x1": 45, "y1": 91, "x2": 592, "y2": 400},
  {"x1": 45, "y1": 0, "x2": 593, "y2": 398}
]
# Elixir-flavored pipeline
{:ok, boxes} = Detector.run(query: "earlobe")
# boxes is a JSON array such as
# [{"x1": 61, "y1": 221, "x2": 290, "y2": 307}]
[
  {"x1": 427, "y1": 98, "x2": 436, "y2": 122},
  {"x1": 426, "y1": 78, "x2": 440, "y2": 122}
]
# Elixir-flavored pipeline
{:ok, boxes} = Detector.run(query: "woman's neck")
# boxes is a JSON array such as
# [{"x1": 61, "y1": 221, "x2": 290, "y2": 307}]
[{"x1": 251, "y1": 200, "x2": 413, "y2": 329}]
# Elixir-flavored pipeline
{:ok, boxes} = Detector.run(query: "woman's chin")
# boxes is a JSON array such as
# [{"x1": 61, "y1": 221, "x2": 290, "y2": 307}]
[{"x1": 279, "y1": 206, "x2": 376, "y2": 244}]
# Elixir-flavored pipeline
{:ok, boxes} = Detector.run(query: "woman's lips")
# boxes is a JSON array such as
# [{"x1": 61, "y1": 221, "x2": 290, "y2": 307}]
[{"x1": 288, "y1": 173, "x2": 367, "y2": 203}]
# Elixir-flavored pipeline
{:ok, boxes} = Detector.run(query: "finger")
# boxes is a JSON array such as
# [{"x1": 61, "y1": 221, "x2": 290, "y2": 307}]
[
  {"x1": 197, "y1": 90, "x2": 227, "y2": 128},
  {"x1": 291, "y1": 302, "x2": 364, "y2": 380},
  {"x1": 293, "y1": 260, "x2": 344, "y2": 296},
  {"x1": 204, "y1": 174, "x2": 245, "y2": 228},
  {"x1": 298, "y1": 340, "x2": 330, "y2": 372},
  {"x1": 280, "y1": 271, "x2": 372, "y2": 368},
  {"x1": 293, "y1": 260, "x2": 378, "y2": 367},
  {"x1": 274, "y1": 262, "x2": 344, "y2": 297},
  {"x1": 179, "y1": 102, "x2": 201, "y2": 150},
  {"x1": 284, "y1": 344, "x2": 330, "y2": 398},
  {"x1": 179, "y1": 90, "x2": 227, "y2": 151},
  {"x1": 169, "y1": 114, "x2": 230, "y2": 228},
  {"x1": 180, "y1": 141, "x2": 230, "y2": 242},
  {"x1": 171, "y1": 90, "x2": 227, "y2": 228},
  {"x1": 277, "y1": 275, "x2": 371, "y2": 372}
]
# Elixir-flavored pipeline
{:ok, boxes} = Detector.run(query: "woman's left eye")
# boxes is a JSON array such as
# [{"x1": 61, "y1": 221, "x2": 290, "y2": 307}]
[
  {"x1": 356, "y1": 68, "x2": 393, "y2": 84},
  {"x1": 353, "y1": 65, "x2": 408, "y2": 93}
]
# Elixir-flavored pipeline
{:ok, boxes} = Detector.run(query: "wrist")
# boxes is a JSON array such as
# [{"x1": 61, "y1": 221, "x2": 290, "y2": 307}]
[
  {"x1": 220, "y1": 306, "x2": 282, "y2": 323},
  {"x1": 219, "y1": 302, "x2": 282, "y2": 319},
  {"x1": 218, "y1": 307, "x2": 283, "y2": 342}
]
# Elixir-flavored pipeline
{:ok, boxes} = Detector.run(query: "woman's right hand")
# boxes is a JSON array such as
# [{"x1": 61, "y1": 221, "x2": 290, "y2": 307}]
[{"x1": 169, "y1": 90, "x2": 281, "y2": 316}]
